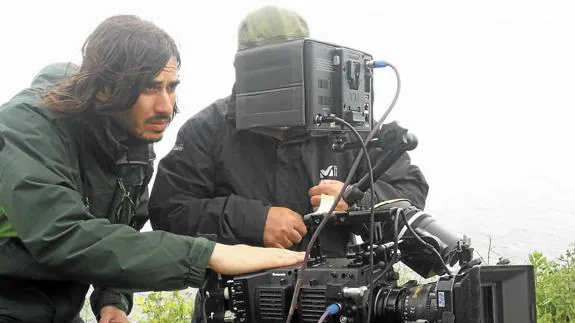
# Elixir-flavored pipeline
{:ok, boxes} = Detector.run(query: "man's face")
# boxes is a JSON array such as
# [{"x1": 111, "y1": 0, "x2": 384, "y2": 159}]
[{"x1": 124, "y1": 56, "x2": 180, "y2": 142}]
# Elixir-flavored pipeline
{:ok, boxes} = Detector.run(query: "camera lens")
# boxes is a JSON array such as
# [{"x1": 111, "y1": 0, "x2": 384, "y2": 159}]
[{"x1": 373, "y1": 282, "x2": 437, "y2": 323}]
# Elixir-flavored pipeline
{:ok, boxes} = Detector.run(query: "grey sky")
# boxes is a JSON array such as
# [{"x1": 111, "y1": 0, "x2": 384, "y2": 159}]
[{"x1": 2, "y1": 0, "x2": 574, "y2": 262}]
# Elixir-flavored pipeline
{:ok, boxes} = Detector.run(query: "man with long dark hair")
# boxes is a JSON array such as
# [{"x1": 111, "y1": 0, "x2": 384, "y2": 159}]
[{"x1": 0, "y1": 15, "x2": 304, "y2": 323}]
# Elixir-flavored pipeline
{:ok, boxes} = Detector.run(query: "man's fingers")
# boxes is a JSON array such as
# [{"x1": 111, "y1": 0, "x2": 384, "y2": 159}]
[
  {"x1": 280, "y1": 251, "x2": 306, "y2": 263},
  {"x1": 319, "y1": 179, "x2": 340, "y2": 185},
  {"x1": 214, "y1": 245, "x2": 307, "y2": 275},
  {"x1": 308, "y1": 185, "x2": 321, "y2": 196},
  {"x1": 279, "y1": 235, "x2": 294, "y2": 248},
  {"x1": 293, "y1": 219, "x2": 308, "y2": 237},
  {"x1": 287, "y1": 229, "x2": 303, "y2": 244},
  {"x1": 336, "y1": 201, "x2": 348, "y2": 211},
  {"x1": 309, "y1": 182, "x2": 343, "y2": 196},
  {"x1": 311, "y1": 195, "x2": 347, "y2": 211},
  {"x1": 267, "y1": 235, "x2": 291, "y2": 249},
  {"x1": 270, "y1": 250, "x2": 306, "y2": 267},
  {"x1": 310, "y1": 195, "x2": 321, "y2": 206}
]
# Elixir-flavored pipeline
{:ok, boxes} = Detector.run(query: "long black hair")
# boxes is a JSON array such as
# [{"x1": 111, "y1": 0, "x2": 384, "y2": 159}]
[{"x1": 42, "y1": 15, "x2": 180, "y2": 118}]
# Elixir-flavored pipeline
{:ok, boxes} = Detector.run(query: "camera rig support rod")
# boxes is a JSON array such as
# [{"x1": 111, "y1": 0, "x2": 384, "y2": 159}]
[{"x1": 340, "y1": 121, "x2": 418, "y2": 206}]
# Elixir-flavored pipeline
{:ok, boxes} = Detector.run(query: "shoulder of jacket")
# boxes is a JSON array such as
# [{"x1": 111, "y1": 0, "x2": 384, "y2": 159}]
[
  {"x1": 0, "y1": 102, "x2": 81, "y2": 174},
  {"x1": 1, "y1": 100, "x2": 60, "y2": 130},
  {"x1": 180, "y1": 96, "x2": 232, "y2": 131}
]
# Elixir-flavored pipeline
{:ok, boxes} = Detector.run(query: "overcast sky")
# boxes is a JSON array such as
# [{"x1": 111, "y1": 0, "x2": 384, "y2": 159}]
[{"x1": 2, "y1": 0, "x2": 574, "y2": 262}]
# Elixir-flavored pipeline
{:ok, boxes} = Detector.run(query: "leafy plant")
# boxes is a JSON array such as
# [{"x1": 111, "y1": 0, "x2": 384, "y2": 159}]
[
  {"x1": 530, "y1": 246, "x2": 575, "y2": 322},
  {"x1": 133, "y1": 289, "x2": 195, "y2": 322}
]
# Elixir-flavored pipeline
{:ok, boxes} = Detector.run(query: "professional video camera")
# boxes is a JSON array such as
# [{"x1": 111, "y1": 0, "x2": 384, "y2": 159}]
[
  {"x1": 203, "y1": 203, "x2": 536, "y2": 323},
  {"x1": 199, "y1": 39, "x2": 537, "y2": 323}
]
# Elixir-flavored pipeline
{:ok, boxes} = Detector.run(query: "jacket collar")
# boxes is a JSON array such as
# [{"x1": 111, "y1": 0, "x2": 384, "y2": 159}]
[{"x1": 76, "y1": 112, "x2": 154, "y2": 169}]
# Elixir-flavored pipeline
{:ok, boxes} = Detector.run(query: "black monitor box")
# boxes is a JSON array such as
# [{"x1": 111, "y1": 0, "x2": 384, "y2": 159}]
[
  {"x1": 234, "y1": 38, "x2": 374, "y2": 134},
  {"x1": 454, "y1": 264, "x2": 537, "y2": 323}
]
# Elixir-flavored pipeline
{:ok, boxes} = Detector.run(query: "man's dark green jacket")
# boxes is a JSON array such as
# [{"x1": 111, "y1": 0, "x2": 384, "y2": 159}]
[{"x1": 0, "y1": 63, "x2": 215, "y2": 322}]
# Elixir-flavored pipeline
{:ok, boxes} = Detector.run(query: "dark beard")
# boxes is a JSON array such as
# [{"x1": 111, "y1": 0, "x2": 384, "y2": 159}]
[{"x1": 110, "y1": 112, "x2": 167, "y2": 144}]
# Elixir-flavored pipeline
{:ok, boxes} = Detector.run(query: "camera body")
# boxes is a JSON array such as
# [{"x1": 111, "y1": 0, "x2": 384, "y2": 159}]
[
  {"x1": 227, "y1": 258, "x2": 370, "y2": 323},
  {"x1": 223, "y1": 263, "x2": 536, "y2": 323},
  {"x1": 234, "y1": 38, "x2": 374, "y2": 134},
  {"x1": 204, "y1": 204, "x2": 537, "y2": 323}
]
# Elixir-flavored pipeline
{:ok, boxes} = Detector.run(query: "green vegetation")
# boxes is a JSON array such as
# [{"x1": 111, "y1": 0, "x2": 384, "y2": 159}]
[
  {"x1": 132, "y1": 288, "x2": 195, "y2": 322},
  {"x1": 529, "y1": 246, "x2": 575, "y2": 322},
  {"x1": 80, "y1": 288, "x2": 195, "y2": 323}
]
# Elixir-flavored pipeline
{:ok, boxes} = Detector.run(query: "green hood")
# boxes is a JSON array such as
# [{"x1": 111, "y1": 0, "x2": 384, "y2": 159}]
[
  {"x1": 2, "y1": 62, "x2": 78, "y2": 107},
  {"x1": 30, "y1": 62, "x2": 78, "y2": 88}
]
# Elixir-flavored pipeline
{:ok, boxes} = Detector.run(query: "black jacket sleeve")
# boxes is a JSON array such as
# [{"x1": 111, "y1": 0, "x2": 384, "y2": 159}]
[
  {"x1": 357, "y1": 150, "x2": 429, "y2": 210},
  {"x1": 90, "y1": 287, "x2": 132, "y2": 318},
  {"x1": 149, "y1": 111, "x2": 269, "y2": 246}
]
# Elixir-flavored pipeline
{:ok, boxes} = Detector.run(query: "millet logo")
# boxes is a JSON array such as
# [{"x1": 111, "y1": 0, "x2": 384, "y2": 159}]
[{"x1": 320, "y1": 165, "x2": 338, "y2": 179}]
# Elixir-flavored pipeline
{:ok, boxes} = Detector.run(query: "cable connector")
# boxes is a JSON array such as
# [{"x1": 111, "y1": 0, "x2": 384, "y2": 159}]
[
  {"x1": 318, "y1": 303, "x2": 342, "y2": 323},
  {"x1": 327, "y1": 303, "x2": 341, "y2": 315},
  {"x1": 314, "y1": 114, "x2": 337, "y2": 124},
  {"x1": 366, "y1": 59, "x2": 389, "y2": 69}
]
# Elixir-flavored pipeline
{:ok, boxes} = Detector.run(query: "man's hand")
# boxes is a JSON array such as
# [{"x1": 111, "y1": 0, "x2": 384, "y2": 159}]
[
  {"x1": 208, "y1": 244, "x2": 306, "y2": 275},
  {"x1": 308, "y1": 179, "x2": 349, "y2": 211},
  {"x1": 99, "y1": 306, "x2": 128, "y2": 323},
  {"x1": 263, "y1": 207, "x2": 307, "y2": 248}
]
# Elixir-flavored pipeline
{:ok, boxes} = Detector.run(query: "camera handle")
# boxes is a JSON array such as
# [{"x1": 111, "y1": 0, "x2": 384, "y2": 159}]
[{"x1": 330, "y1": 121, "x2": 418, "y2": 206}]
